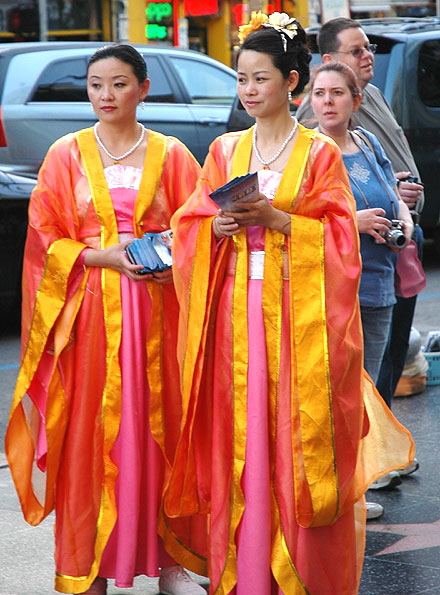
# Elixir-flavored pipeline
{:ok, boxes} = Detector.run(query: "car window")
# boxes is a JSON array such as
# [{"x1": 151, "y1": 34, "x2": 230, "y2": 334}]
[
  {"x1": 418, "y1": 40, "x2": 440, "y2": 108},
  {"x1": 31, "y1": 57, "x2": 89, "y2": 101},
  {"x1": 141, "y1": 55, "x2": 177, "y2": 103},
  {"x1": 30, "y1": 55, "x2": 178, "y2": 103},
  {"x1": 369, "y1": 53, "x2": 391, "y2": 92},
  {"x1": 169, "y1": 56, "x2": 236, "y2": 105}
]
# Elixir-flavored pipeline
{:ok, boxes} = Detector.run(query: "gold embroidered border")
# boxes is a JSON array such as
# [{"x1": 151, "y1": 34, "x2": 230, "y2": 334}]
[{"x1": 289, "y1": 216, "x2": 338, "y2": 527}]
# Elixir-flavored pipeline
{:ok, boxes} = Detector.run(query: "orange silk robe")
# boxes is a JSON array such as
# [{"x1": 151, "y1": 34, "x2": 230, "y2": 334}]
[
  {"x1": 163, "y1": 126, "x2": 414, "y2": 594},
  {"x1": 5, "y1": 129, "x2": 201, "y2": 593}
]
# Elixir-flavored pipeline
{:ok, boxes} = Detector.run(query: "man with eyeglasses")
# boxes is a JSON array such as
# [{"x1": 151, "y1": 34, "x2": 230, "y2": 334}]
[{"x1": 297, "y1": 17, "x2": 422, "y2": 505}]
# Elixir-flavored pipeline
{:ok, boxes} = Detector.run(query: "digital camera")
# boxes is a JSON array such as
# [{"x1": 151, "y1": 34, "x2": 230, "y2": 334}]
[
  {"x1": 396, "y1": 175, "x2": 419, "y2": 186},
  {"x1": 383, "y1": 219, "x2": 406, "y2": 248},
  {"x1": 401, "y1": 175, "x2": 418, "y2": 184}
]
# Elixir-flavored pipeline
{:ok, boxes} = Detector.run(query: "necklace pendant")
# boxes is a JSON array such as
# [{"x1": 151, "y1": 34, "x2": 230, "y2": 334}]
[
  {"x1": 263, "y1": 165, "x2": 270, "y2": 170},
  {"x1": 113, "y1": 160, "x2": 120, "y2": 165}
]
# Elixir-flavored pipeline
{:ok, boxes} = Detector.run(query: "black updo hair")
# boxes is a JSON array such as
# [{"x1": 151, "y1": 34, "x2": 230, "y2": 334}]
[
  {"x1": 87, "y1": 44, "x2": 148, "y2": 83},
  {"x1": 237, "y1": 22, "x2": 311, "y2": 97}
]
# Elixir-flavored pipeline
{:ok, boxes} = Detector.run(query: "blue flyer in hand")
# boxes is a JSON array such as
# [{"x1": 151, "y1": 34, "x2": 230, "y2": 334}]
[
  {"x1": 209, "y1": 172, "x2": 259, "y2": 212},
  {"x1": 126, "y1": 230, "x2": 173, "y2": 274}
]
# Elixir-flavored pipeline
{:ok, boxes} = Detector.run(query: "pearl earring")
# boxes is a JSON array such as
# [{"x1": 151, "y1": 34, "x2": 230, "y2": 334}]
[
  {"x1": 90, "y1": 103, "x2": 94, "y2": 112},
  {"x1": 288, "y1": 90, "x2": 293, "y2": 102},
  {"x1": 141, "y1": 100, "x2": 145, "y2": 110}
]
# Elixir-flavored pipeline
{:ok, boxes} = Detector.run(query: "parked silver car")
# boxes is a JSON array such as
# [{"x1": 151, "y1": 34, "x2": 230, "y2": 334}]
[{"x1": 0, "y1": 41, "x2": 237, "y2": 173}]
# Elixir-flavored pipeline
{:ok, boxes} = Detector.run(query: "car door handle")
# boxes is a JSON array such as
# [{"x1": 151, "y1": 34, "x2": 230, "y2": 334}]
[{"x1": 200, "y1": 117, "x2": 223, "y2": 125}]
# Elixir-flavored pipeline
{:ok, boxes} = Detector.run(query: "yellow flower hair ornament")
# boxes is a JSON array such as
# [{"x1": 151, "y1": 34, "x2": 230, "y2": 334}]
[{"x1": 238, "y1": 11, "x2": 298, "y2": 51}]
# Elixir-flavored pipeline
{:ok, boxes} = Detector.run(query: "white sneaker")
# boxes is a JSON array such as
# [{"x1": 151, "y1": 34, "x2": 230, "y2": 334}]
[
  {"x1": 368, "y1": 470, "x2": 402, "y2": 491},
  {"x1": 398, "y1": 458, "x2": 419, "y2": 476},
  {"x1": 159, "y1": 566, "x2": 206, "y2": 595},
  {"x1": 366, "y1": 501, "x2": 384, "y2": 520}
]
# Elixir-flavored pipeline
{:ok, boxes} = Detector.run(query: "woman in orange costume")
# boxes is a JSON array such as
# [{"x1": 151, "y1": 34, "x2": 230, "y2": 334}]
[
  {"x1": 5, "y1": 45, "x2": 206, "y2": 595},
  {"x1": 164, "y1": 13, "x2": 414, "y2": 595}
]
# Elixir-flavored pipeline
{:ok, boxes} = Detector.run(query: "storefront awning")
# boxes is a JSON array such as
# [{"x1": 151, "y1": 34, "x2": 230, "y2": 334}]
[{"x1": 184, "y1": 0, "x2": 219, "y2": 16}]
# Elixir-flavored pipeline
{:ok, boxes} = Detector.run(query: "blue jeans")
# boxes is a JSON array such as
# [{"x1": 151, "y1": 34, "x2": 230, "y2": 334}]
[
  {"x1": 361, "y1": 304, "x2": 394, "y2": 385},
  {"x1": 376, "y1": 224, "x2": 424, "y2": 407}
]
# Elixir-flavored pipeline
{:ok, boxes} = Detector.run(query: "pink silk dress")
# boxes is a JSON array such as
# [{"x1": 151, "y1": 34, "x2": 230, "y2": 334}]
[
  {"x1": 233, "y1": 170, "x2": 283, "y2": 594},
  {"x1": 96, "y1": 165, "x2": 174, "y2": 587}
]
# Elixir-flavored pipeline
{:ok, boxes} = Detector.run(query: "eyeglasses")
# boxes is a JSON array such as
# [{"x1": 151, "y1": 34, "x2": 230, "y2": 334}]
[{"x1": 333, "y1": 44, "x2": 377, "y2": 58}]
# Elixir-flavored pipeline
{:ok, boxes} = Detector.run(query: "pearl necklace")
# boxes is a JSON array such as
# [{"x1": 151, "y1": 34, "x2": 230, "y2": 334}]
[
  {"x1": 93, "y1": 122, "x2": 145, "y2": 164},
  {"x1": 252, "y1": 117, "x2": 298, "y2": 169}
]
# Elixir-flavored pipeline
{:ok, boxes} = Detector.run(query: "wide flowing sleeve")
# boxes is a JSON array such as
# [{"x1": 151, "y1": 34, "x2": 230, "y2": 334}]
[
  {"x1": 253, "y1": 133, "x2": 366, "y2": 528},
  {"x1": 171, "y1": 135, "x2": 238, "y2": 371},
  {"x1": 165, "y1": 135, "x2": 239, "y2": 518},
  {"x1": 21, "y1": 137, "x2": 91, "y2": 347},
  {"x1": 284, "y1": 135, "x2": 412, "y2": 526},
  {"x1": 5, "y1": 136, "x2": 91, "y2": 524}
]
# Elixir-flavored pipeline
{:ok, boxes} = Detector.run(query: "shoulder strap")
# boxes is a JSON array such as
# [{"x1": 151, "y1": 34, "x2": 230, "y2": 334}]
[
  {"x1": 352, "y1": 129, "x2": 374, "y2": 155},
  {"x1": 351, "y1": 129, "x2": 400, "y2": 218}
]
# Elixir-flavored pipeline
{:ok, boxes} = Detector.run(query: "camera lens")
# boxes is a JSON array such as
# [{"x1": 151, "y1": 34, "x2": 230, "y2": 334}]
[{"x1": 384, "y1": 229, "x2": 406, "y2": 248}]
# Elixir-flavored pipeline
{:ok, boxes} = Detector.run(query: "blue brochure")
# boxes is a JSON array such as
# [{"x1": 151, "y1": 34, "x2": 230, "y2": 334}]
[
  {"x1": 209, "y1": 172, "x2": 259, "y2": 212},
  {"x1": 125, "y1": 230, "x2": 173, "y2": 274}
]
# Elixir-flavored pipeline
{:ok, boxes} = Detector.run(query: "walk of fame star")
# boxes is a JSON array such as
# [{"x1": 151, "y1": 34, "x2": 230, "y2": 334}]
[{"x1": 367, "y1": 519, "x2": 440, "y2": 555}]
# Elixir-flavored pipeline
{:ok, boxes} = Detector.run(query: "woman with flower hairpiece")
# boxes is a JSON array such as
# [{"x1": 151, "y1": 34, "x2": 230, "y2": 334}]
[{"x1": 162, "y1": 12, "x2": 414, "y2": 595}]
